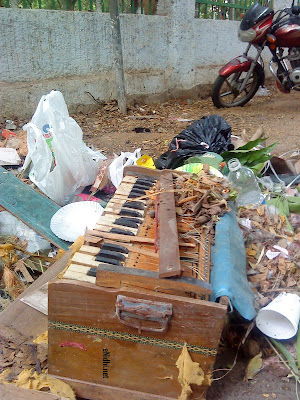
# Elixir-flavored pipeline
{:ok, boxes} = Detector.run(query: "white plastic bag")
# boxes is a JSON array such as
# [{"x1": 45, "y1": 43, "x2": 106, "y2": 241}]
[
  {"x1": 109, "y1": 149, "x2": 141, "y2": 188},
  {"x1": 23, "y1": 91, "x2": 106, "y2": 206},
  {"x1": 0, "y1": 211, "x2": 51, "y2": 253}
]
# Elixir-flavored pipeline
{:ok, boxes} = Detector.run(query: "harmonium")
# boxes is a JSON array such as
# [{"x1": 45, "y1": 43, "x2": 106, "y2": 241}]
[{"x1": 48, "y1": 166, "x2": 228, "y2": 400}]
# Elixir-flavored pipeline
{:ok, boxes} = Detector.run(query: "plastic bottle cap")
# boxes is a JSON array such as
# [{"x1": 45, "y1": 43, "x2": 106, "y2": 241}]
[{"x1": 228, "y1": 158, "x2": 241, "y2": 172}]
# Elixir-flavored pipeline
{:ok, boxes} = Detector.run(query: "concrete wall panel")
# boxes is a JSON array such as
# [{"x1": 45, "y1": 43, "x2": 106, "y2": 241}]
[{"x1": 0, "y1": 0, "x2": 280, "y2": 118}]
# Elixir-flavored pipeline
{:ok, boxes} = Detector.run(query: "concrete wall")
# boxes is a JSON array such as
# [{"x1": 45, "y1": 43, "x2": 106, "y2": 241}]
[{"x1": 0, "y1": 0, "x2": 259, "y2": 118}]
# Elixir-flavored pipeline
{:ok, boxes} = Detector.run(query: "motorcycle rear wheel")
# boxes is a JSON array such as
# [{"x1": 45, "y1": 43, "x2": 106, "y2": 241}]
[{"x1": 212, "y1": 69, "x2": 261, "y2": 108}]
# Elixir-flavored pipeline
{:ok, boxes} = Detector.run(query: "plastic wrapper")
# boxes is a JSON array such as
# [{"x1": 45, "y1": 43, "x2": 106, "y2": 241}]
[
  {"x1": 0, "y1": 211, "x2": 50, "y2": 253},
  {"x1": 23, "y1": 91, "x2": 106, "y2": 206},
  {"x1": 109, "y1": 149, "x2": 141, "y2": 188},
  {"x1": 155, "y1": 115, "x2": 233, "y2": 169}
]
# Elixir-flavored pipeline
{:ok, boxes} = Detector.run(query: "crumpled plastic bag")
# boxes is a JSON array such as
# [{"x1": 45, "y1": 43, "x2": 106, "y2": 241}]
[
  {"x1": 0, "y1": 211, "x2": 50, "y2": 253},
  {"x1": 109, "y1": 149, "x2": 141, "y2": 188},
  {"x1": 155, "y1": 115, "x2": 233, "y2": 169},
  {"x1": 23, "y1": 91, "x2": 106, "y2": 206}
]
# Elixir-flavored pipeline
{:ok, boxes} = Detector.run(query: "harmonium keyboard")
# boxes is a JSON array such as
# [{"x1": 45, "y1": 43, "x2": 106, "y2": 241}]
[{"x1": 48, "y1": 166, "x2": 227, "y2": 400}]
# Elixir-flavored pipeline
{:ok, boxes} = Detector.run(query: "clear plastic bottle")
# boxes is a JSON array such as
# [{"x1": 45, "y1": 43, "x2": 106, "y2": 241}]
[{"x1": 228, "y1": 158, "x2": 264, "y2": 207}]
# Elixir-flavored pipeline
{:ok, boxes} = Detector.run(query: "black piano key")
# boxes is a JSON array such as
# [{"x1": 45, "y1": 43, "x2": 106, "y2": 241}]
[
  {"x1": 119, "y1": 208, "x2": 143, "y2": 218},
  {"x1": 110, "y1": 228, "x2": 135, "y2": 236},
  {"x1": 135, "y1": 179, "x2": 155, "y2": 188},
  {"x1": 130, "y1": 186, "x2": 146, "y2": 196},
  {"x1": 114, "y1": 219, "x2": 139, "y2": 229},
  {"x1": 128, "y1": 191, "x2": 144, "y2": 199},
  {"x1": 96, "y1": 256, "x2": 122, "y2": 266},
  {"x1": 115, "y1": 216, "x2": 141, "y2": 224},
  {"x1": 102, "y1": 242, "x2": 129, "y2": 254},
  {"x1": 87, "y1": 267, "x2": 98, "y2": 277},
  {"x1": 132, "y1": 183, "x2": 152, "y2": 191},
  {"x1": 96, "y1": 249, "x2": 126, "y2": 262},
  {"x1": 123, "y1": 201, "x2": 144, "y2": 210},
  {"x1": 136, "y1": 176, "x2": 156, "y2": 184}
]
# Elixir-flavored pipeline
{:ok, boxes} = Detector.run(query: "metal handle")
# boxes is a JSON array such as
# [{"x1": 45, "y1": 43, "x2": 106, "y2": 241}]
[{"x1": 115, "y1": 295, "x2": 172, "y2": 333}]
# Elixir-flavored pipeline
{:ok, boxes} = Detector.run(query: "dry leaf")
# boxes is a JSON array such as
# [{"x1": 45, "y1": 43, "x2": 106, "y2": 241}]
[
  {"x1": 176, "y1": 344, "x2": 205, "y2": 400},
  {"x1": 33, "y1": 331, "x2": 48, "y2": 344},
  {"x1": 245, "y1": 352, "x2": 263, "y2": 380},
  {"x1": 257, "y1": 205, "x2": 265, "y2": 216},
  {"x1": 278, "y1": 258, "x2": 287, "y2": 275},
  {"x1": 247, "y1": 249, "x2": 257, "y2": 257},
  {"x1": 0, "y1": 368, "x2": 11, "y2": 383},
  {"x1": 14, "y1": 369, "x2": 76, "y2": 399},
  {"x1": 3, "y1": 266, "x2": 26, "y2": 299}
]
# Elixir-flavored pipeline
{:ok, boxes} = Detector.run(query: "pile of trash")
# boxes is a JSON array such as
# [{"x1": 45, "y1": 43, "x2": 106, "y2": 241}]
[{"x1": 1, "y1": 90, "x2": 300, "y2": 393}]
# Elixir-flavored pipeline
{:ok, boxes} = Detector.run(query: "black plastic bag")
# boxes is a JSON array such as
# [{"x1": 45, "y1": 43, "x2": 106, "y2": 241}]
[{"x1": 155, "y1": 115, "x2": 234, "y2": 169}]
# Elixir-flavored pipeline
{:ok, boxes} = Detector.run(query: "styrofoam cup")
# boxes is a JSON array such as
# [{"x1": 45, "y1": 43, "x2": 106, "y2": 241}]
[{"x1": 256, "y1": 292, "x2": 300, "y2": 339}]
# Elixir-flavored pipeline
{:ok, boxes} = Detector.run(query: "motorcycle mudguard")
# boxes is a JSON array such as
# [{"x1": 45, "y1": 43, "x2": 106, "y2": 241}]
[
  {"x1": 219, "y1": 55, "x2": 265, "y2": 85},
  {"x1": 219, "y1": 55, "x2": 253, "y2": 76}
]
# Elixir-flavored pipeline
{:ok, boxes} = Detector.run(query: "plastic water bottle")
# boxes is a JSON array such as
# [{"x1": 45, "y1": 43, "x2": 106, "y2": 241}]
[{"x1": 228, "y1": 158, "x2": 264, "y2": 207}]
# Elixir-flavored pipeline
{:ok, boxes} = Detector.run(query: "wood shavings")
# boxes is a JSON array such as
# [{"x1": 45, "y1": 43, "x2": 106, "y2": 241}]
[{"x1": 173, "y1": 169, "x2": 230, "y2": 231}]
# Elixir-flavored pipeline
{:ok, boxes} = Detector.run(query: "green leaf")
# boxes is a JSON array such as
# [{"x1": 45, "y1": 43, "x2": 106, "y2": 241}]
[
  {"x1": 297, "y1": 322, "x2": 300, "y2": 367},
  {"x1": 222, "y1": 142, "x2": 278, "y2": 174},
  {"x1": 270, "y1": 338, "x2": 299, "y2": 375},
  {"x1": 237, "y1": 137, "x2": 268, "y2": 150}
]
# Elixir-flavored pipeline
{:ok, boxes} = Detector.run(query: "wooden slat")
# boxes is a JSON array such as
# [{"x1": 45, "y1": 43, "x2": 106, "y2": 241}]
[
  {"x1": 158, "y1": 173, "x2": 181, "y2": 278},
  {"x1": 96, "y1": 265, "x2": 211, "y2": 296},
  {"x1": 86, "y1": 230, "x2": 155, "y2": 244},
  {"x1": 0, "y1": 384, "x2": 68, "y2": 400},
  {"x1": 0, "y1": 166, "x2": 69, "y2": 250}
]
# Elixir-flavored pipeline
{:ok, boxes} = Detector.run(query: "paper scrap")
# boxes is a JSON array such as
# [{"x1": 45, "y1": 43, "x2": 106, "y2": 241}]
[
  {"x1": 273, "y1": 245, "x2": 289, "y2": 258},
  {"x1": 0, "y1": 148, "x2": 21, "y2": 165},
  {"x1": 240, "y1": 218, "x2": 252, "y2": 229},
  {"x1": 266, "y1": 250, "x2": 281, "y2": 260}
]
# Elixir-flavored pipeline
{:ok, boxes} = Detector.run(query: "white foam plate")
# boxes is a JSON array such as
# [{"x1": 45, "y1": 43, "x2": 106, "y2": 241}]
[{"x1": 50, "y1": 201, "x2": 104, "y2": 242}]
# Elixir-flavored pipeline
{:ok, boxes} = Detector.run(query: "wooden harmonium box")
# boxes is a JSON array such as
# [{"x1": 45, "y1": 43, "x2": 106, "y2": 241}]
[{"x1": 48, "y1": 166, "x2": 227, "y2": 400}]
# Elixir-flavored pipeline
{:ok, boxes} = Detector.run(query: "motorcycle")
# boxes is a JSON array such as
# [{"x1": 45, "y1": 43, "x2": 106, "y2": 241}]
[{"x1": 211, "y1": 1, "x2": 300, "y2": 108}]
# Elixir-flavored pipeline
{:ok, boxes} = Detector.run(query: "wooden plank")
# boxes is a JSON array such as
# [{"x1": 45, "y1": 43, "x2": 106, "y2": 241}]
[
  {"x1": 0, "y1": 383, "x2": 68, "y2": 400},
  {"x1": 0, "y1": 248, "x2": 73, "y2": 339},
  {"x1": 0, "y1": 166, "x2": 69, "y2": 250},
  {"x1": 96, "y1": 265, "x2": 212, "y2": 296},
  {"x1": 49, "y1": 376, "x2": 175, "y2": 400},
  {"x1": 158, "y1": 173, "x2": 181, "y2": 278}
]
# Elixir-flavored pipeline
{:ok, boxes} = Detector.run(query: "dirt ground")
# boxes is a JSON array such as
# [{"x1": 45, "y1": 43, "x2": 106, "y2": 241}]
[
  {"x1": 72, "y1": 84, "x2": 300, "y2": 400},
  {"x1": 72, "y1": 83, "x2": 300, "y2": 162}
]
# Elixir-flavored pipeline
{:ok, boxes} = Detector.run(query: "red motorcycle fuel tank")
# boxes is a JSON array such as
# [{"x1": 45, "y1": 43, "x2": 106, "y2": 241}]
[
  {"x1": 251, "y1": 15, "x2": 274, "y2": 44},
  {"x1": 274, "y1": 18, "x2": 300, "y2": 47}
]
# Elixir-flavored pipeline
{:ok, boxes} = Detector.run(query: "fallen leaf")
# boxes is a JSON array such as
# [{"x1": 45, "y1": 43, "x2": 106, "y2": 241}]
[
  {"x1": 245, "y1": 352, "x2": 263, "y2": 380},
  {"x1": 33, "y1": 331, "x2": 48, "y2": 344},
  {"x1": 176, "y1": 344, "x2": 205, "y2": 400}
]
